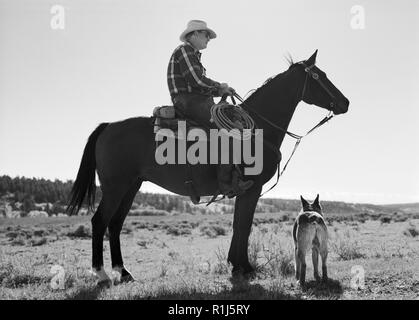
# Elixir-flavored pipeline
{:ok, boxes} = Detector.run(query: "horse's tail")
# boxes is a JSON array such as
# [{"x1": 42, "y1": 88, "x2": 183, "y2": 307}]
[{"x1": 67, "y1": 123, "x2": 109, "y2": 215}]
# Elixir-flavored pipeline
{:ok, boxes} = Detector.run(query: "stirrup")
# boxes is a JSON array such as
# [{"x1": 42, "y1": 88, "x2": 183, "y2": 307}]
[
  {"x1": 206, "y1": 191, "x2": 225, "y2": 206},
  {"x1": 185, "y1": 180, "x2": 200, "y2": 204},
  {"x1": 218, "y1": 179, "x2": 254, "y2": 199}
]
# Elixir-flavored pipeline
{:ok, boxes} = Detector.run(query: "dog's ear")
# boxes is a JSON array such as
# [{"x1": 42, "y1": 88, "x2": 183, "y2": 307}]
[
  {"x1": 300, "y1": 195, "x2": 310, "y2": 211},
  {"x1": 313, "y1": 194, "x2": 322, "y2": 213}
]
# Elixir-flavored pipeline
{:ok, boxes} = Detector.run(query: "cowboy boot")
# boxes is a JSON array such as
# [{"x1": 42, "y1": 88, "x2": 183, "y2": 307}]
[
  {"x1": 230, "y1": 168, "x2": 254, "y2": 197},
  {"x1": 217, "y1": 164, "x2": 235, "y2": 196},
  {"x1": 217, "y1": 165, "x2": 254, "y2": 198}
]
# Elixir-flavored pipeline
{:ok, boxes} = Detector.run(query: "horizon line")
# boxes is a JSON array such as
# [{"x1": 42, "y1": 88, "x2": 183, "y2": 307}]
[{"x1": 0, "y1": 173, "x2": 418, "y2": 207}]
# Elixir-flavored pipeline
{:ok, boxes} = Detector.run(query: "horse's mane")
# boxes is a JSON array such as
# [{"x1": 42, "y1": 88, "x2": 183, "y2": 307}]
[{"x1": 246, "y1": 55, "x2": 299, "y2": 102}]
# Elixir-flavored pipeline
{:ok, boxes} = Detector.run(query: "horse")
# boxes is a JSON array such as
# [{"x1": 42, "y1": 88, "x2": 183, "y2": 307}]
[{"x1": 67, "y1": 50, "x2": 349, "y2": 286}]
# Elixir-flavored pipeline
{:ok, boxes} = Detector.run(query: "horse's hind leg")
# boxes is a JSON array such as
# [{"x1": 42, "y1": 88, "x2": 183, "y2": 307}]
[
  {"x1": 91, "y1": 186, "x2": 127, "y2": 286},
  {"x1": 108, "y1": 179, "x2": 142, "y2": 284}
]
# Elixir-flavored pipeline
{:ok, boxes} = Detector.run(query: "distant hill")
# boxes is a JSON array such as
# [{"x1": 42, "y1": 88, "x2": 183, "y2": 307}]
[
  {"x1": 381, "y1": 203, "x2": 419, "y2": 214},
  {"x1": 0, "y1": 175, "x2": 417, "y2": 217}
]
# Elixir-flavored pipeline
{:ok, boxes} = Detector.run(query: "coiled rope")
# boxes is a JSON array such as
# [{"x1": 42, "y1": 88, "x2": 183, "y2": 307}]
[{"x1": 210, "y1": 102, "x2": 255, "y2": 140}]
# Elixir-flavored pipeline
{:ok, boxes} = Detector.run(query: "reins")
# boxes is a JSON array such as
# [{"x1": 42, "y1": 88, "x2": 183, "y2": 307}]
[{"x1": 230, "y1": 62, "x2": 335, "y2": 197}]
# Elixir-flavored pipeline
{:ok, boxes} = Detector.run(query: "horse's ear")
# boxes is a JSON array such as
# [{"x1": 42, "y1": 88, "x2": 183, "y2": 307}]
[
  {"x1": 300, "y1": 195, "x2": 310, "y2": 211},
  {"x1": 306, "y1": 49, "x2": 318, "y2": 66}
]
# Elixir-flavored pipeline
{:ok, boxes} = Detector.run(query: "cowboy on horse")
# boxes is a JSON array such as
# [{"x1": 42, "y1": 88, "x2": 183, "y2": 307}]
[
  {"x1": 167, "y1": 20, "x2": 254, "y2": 199},
  {"x1": 67, "y1": 18, "x2": 349, "y2": 284}
]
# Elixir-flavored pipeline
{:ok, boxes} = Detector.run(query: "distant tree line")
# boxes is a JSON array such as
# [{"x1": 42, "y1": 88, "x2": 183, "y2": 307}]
[
  {"x1": 0, "y1": 175, "x2": 394, "y2": 216},
  {"x1": 0, "y1": 175, "x2": 195, "y2": 214},
  {"x1": 0, "y1": 175, "x2": 72, "y2": 203}
]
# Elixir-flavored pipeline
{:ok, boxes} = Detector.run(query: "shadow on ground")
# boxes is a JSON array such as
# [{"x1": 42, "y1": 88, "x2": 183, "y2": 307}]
[
  {"x1": 113, "y1": 276, "x2": 307, "y2": 300},
  {"x1": 61, "y1": 275, "x2": 344, "y2": 300},
  {"x1": 66, "y1": 286, "x2": 105, "y2": 300},
  {"x1": 301, "y1": 278, "x2": 343, "y2": 299}
]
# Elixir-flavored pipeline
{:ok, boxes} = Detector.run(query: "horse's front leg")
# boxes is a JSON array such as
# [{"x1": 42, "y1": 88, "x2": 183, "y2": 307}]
[{"x1": 228, "y1": 183, "x2": 262, "y2": 276}]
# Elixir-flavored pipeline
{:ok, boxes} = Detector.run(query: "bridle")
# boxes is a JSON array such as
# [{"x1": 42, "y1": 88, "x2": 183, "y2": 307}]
[
  {"x1": 232, "y1": 61, "x2": 336, "y2": 197},
  {"x1": 300, "y1": 62, "x2": 336, "y2": 110}
]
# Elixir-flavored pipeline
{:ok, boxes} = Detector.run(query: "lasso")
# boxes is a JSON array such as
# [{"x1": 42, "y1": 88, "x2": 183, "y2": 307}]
[{"x1": 209, "y1": 102, "x2": 255, "y2": 140}]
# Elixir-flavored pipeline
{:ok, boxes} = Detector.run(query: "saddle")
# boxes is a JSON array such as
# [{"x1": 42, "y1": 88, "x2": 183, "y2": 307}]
[
  {"x1": 153, "y1": 105, "x2": 203, "y2": 138},
  {"x1": 152, "y1": 104, "x2": 252, "y2": 206},
  {"x1": 152, "y1": 105, "x2": 204, "y2": 204}
]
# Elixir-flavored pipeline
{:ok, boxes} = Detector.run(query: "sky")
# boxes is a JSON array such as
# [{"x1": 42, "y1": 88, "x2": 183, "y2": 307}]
[{"x1": 0, "y1": 0, "x2": 418, "y2": 204}]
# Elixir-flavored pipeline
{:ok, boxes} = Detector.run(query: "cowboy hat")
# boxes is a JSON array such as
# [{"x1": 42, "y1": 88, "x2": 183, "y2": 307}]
[{"x1": 179, "y1": 20, "x2": 217, "y2": 42}]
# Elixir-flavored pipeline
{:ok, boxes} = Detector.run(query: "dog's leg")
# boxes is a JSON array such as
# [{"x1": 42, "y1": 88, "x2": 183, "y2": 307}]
[
  {"x1": 312, "y1": 245, "x2": 320, "y2": 282},
  {"x1": 294, "y1": 245, "x2": 300, "y2": 281},
  {"x1": 320, "y1": 242, "x2": 328, "y2": 282},
  {"x1": 297, "y1": 248, "x2": 306, "y2": 286},
  {"x1": 321, "y1": 252, "x2": 328, "y2": 281}
]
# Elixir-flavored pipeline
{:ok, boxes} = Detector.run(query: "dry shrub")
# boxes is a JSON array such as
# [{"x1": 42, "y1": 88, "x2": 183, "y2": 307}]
[
  {"x1": 200, "y1": 223, "x2": 227, "y2": 238},
  {"x1": 67, "y1": 225, "x2": 91, "y2": 238},
  {"x1": 213, "y1": 247, "x2": 229, "y2": 275},
  {"x1": 403, "y1": 223, "x2": 419, "y2": 238},
  {"x1": 380, "y1": 216, "x2": 392, "y2": 224},
  {"x1": 30, "y1": 237, "x2": 48, "y2": 246},
  {"x1": 331, "y1": 229, "x2": 366, "y2": 260},
  {"x1": 166, "y1": 225, "x2": 192, "y2": 236},
  {"x1": 33, "y1": 229, "x2": 48, "y2": 237},
  {"x1": 130, "y1": 209, "x2": 169, "y2": 216},
  {"x1": 248, "y1": 227, "x2": 294, "y2": 277},
  {"x1": 11, "y1": 237, "x2": 26, "y2": 246}
]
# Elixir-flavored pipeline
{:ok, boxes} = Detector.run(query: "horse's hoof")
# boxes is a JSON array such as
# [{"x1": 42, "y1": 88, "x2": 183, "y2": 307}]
[
  {"x1": 243, "y1": 273, "x2": 255, "y2": 281},
  {"x1": 231, "y1": 266, "x2": 247, "y2": 280},
  {"x1": 120, "y1": 273, "x2": 135, "y2": 283},
  {"x1": 242, "y1": 269, "x2": 256, "y2": 280},
  {"x1": 231, "y1": 266, "x2": 256, "y2": 280},
  {"x1": 111, "y1": 267, "x2": 135, "y2": 285},
  {"x1": 97, "y1": 279, "x2": 112, "y2": 288},
  {"x1": 231, "y1": 268, "x2": 243, "y2": 279}
]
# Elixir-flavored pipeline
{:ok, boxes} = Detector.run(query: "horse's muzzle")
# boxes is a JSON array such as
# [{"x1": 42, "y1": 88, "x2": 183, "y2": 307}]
[{"x1": 333, "y1": 97, "x2": 349, "y2": 115}]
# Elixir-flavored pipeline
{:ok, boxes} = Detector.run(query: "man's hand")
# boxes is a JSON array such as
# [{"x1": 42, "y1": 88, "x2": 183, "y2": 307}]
[{"x1": 218, "y1": 83, "x2": 236, "y2": 96}]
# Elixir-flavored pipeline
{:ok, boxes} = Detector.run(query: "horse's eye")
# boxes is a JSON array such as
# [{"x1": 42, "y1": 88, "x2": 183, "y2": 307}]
[{"x1": 312, "y1": 73, "x2": 319, "y2": 80}]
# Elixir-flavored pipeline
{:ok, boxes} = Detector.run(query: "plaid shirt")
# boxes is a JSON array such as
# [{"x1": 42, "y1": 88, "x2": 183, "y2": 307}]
[{"x1": 167, "y1": 42, "x2": 220, "y2": 99}]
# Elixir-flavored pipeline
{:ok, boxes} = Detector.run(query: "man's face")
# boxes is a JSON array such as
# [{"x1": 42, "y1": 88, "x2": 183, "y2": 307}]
[{"x1": 190, "y1": 30, "x2": 211, "y2": 50}]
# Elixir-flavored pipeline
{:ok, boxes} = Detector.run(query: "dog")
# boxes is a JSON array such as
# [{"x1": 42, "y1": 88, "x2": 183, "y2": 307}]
[{"x1": 293, "y1": 194, "x2": 328, "y2": 286}]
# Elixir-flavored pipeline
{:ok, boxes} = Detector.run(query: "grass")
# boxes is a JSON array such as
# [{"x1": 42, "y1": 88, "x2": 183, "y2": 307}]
[
  {"x1": 248, "y1": 226, "x2": 294, "y2": 277},
  {"x1": 213, "y1": 247, "x2": 230, "y2": 275},
  {"x1": 330, "y1": 229, "x2": 367, "y2": 261},
  {"x1": 0, "y1": 214, "x2": 418, "y2": 299}
]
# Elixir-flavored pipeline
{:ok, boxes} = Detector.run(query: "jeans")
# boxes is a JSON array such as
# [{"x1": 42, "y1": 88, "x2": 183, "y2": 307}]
[{"x1": 172, "y1": 93, "x2": 217, "y2": 129}]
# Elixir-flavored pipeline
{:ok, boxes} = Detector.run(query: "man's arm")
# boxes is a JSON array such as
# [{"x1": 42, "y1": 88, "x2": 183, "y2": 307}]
[{"x1": 178, "y1": 45, "x2": 220, "y2": 95}]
